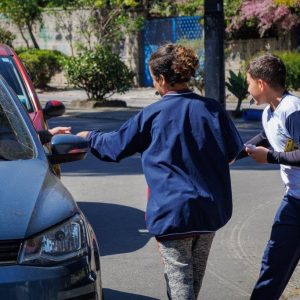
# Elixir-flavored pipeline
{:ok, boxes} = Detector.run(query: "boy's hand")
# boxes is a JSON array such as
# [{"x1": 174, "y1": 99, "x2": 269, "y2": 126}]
[{"x1": 245, "y1": 146, "x2": 269, "y2": 163}]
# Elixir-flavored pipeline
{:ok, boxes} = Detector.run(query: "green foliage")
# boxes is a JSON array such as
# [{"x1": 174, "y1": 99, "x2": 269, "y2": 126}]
[
  {"x1": 149, "y1": 1, "x2": 177, "y2": 17},
  {"x1": 226, "y1": 0, "x2": 300, "y2": 39},
  {"x1": 0, "y1": 27, "x2": 15, "y2": 47},
  {"x1": 189, "y1": 72, "x2": 205, "y2": 95},
  {"x1": 149, "y1": 0, "x2": 203, "y2": 17},
  {"x1": 46, "y1": 0, "x2": 78, "y2": 8},
  {"x1": 19, "y1": 49, "x2": 65, "y2": 89},
  {"x1": 0, "y1": 0, "x2": 49, "y2": 48},
  {"x1": 52, "y1": 0, "x2": 144, "y2": 50},
  {"x1": 75, "y1": 0, "x2": 139, "y2": 7},
  {"x1": 14, "y1": 47, "x2": 30, "y2": 55},
  {"x1": 0, "y1": 0, "x2": 44, "y2": 25},
  {"x1": 177, "y1": 38, "x2": 205, "y2": 94},
  {"x1": 177, "y1": 0, "x2": 204, "y2": 16},
  {"x1": 224, "y1": 0, "x2": 242, "y2": 17},
  {"x1": 63, "y1": 46, "x2": 135, "y2": 100},
  {"x1": 275, "y1": 0, "x2": 300, "y2": 7},
  {"x1": 225, "y1": 70, "x2": 248, "y2": 112},
  {"x1": 246, "y1": 51, "x2": 300, "y2": 90},
  {"x1": 177, "y1": 38, "x2": 204, "y2": 54},
  {"x1": 273, "y1": 51, "x2": 300, "y2": 90}
]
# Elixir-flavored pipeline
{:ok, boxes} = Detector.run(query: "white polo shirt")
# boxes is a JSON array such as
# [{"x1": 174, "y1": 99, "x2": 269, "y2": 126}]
[{"x1": 262, "y1": 93, "x2": 300, "y2": 199}]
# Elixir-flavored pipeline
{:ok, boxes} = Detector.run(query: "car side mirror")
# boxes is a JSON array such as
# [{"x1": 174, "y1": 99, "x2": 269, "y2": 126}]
[
  {"x1": 43, "y1": 100, "x2": 65, "y2": 120},
  {"x1": 48, "y1": 134, "x2": 88, "y2": 164}
]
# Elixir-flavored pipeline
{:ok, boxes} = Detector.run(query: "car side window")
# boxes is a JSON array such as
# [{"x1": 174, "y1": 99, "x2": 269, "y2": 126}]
[
  {"x1": 0, "y1": 57, "x2": 34, "y2": 113},
  {"x1": 0, "y1": 103, "x2": 34, "y2": 160}
]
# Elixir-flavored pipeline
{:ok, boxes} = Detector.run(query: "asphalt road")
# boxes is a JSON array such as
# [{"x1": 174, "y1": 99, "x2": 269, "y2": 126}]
[{"x1": 44, "y1": 91, "x2": 300, "y2": 300}]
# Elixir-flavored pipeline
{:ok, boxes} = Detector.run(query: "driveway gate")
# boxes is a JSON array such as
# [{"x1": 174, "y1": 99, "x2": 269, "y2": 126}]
[{"x1": 141, "y1": 16, "x2": 203, "y2": 87}]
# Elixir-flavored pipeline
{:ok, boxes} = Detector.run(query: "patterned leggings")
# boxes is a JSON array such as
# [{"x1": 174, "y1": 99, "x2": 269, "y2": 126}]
[{"x1": 157, "y1": 233, "x2": 215, "y2": 300}]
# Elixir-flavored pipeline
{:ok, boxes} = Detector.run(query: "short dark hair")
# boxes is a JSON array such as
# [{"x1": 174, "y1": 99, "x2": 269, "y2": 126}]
[
  {"x1": 149, "y1": 43, "x2": 199, "y2": 86},
  {"x1": 246, "y1": 54, "x2": 286, "y2": 89}
]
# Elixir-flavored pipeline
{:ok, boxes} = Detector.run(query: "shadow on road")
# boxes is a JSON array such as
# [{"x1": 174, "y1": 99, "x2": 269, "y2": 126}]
[
  {"x1": 51, "y1": 109, "x2": 144, "y2": 176},
  {"x1": 230, "y1": 156, "x2": 280, "y2": 171},
  {"x1": 51, "y1": 111, "x2": 278, "y2": 172},
  {"x1": 61, "y1": 152, "x2": 143, "y2": 176},
  {"x1": 49, "y1": 108, "x2": 140, "y2": 132},
  {"x1": 103, "y1": 289, "x2": 159, "y2": 300},
  {"x1": 78, "y1": 202, "x2": 150, "y2": 256}
]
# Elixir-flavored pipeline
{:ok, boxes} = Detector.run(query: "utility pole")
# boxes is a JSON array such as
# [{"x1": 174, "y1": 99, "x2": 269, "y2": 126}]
[{"x1": 204, "y1": 0, "x2": 225, "y2": 108}]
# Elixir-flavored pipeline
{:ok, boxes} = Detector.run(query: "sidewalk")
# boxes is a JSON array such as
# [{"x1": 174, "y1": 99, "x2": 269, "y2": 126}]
[
  {"x1": 38, "y1": 88, "x2": 264, "y2": 136},
  {"x1": 37, "y1": 87, "x2": 259, "y2": 112},
  {"x1": 37, "y1": 87, "x2": 158, "y2": 109}
]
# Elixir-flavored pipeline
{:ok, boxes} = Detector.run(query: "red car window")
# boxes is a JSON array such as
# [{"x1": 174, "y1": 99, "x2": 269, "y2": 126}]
[{"x1": 0, "y1": 57, "x2": 34, "y2": 113}]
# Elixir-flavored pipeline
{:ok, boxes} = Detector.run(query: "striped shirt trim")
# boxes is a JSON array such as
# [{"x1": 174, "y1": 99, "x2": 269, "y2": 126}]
[
  {"x1": 163, "y1": 92, "x2": 194, "y2": 96},
  {"x1": 157, "y1": 230, "x2": 215, "y2": 239}
]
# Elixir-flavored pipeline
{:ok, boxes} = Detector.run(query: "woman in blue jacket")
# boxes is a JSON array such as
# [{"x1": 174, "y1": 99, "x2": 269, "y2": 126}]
[{"x1": 77, "y1": 44, "x2": 243, "y2": 299}]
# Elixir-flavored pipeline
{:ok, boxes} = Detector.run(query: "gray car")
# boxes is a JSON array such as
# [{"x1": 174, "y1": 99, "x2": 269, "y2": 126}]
[{"x1": 0, "y1": 76, "x2": 102, "y2": 300}]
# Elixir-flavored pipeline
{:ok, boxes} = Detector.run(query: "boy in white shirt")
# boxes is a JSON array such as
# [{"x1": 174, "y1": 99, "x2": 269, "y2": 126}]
[{"x1": 242, "y1": 54, "x2": 300, "y2": 299}]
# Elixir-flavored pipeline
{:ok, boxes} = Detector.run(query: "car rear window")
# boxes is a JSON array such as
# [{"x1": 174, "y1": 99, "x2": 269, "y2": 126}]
[
  {"x1": 0, "y1": 89, "x2": 35, "y2": 161},
  {"x1": 0, "y1": 57, "x2": 34, "y2": 113}
]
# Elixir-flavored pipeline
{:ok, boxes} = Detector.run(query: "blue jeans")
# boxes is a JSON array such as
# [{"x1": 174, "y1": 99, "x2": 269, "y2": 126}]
[{"x1": 251, "y1": 194, "x2": 300, "y2": 300}]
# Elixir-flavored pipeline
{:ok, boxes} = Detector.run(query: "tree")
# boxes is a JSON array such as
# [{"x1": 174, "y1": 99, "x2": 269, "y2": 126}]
[
  {"x1": 149, "y1": 0, "x2": 204, "y2": 17},
  {"x1": 63, "y1": 46, "x2": 135, "y2": 101},
  {"x1": 60, "y1": 0, "x2": 144, "y2": 49},
  {"x1": 48, "y1": 0, "x2": 144, "y2": 54},
  {"x1": 224, "y1": 0, "x2": 242, "y2": 25},
  {"x1": 0, "y1": 0, "x2": 50, "y2": 49},
  {"x1": 0, "y1": 27, "x2": 15, "y2": 47},
  {"x1": 227, "y1": 0, "x2": 300, "y2": 38}
]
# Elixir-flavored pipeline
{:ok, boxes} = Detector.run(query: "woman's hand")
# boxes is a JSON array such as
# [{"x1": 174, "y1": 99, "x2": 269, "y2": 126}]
[
  {"x1": 48, "y1": 126, "x2": 71, "y2": 135},
  {"x1": 245, "y1": 146, "x2": 269, "y2": 163}
]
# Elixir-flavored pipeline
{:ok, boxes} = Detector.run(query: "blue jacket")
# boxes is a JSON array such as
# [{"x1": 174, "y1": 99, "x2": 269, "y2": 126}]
[{"x1": 88, "y1": 91, "x2": 243, "y2": 238}]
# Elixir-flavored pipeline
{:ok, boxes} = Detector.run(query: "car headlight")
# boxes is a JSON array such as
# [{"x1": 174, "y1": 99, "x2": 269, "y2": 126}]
[{"x1": 19, "y1": 214, "x2": 88, "y2": 265}]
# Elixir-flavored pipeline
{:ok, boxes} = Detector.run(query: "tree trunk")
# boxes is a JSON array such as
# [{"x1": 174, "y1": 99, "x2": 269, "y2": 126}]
[
  {"x1": 18, "y1": 25, "x2": 30, "y2": 48},
  {"x1": 26, "y1": 22, "x2": 39, "y2": 49}
]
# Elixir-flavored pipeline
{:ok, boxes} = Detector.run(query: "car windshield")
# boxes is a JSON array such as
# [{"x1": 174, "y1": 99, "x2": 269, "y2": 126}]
[
  {"x1": 0, "y1": 57, "x2": 34, "y2": 113},
  {"x1": 0, "y1": 85, "x2": 35, "y2": 160}
]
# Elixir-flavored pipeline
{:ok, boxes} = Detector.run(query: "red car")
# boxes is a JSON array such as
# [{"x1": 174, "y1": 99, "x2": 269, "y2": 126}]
[{"x1": 0, "y1": 44, "x2": 65, "y2": 132}]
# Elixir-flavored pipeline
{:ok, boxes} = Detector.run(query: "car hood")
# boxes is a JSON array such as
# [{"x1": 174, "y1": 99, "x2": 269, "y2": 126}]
[{"x1": 0, "y1": 159, "x2": 78, "y2": 240}]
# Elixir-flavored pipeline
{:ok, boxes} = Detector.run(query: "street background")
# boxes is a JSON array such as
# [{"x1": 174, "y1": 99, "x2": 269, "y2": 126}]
[{"x1": 38, "y1": 88, "x2": 300, "y2": 300}]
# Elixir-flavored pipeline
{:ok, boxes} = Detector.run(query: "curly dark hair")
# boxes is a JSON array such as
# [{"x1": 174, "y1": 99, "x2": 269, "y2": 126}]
[
  {"x1": 246, "y1": 54, "x2": 286, "y2": 89},
  {"x1": 149, "y1": 44, "x2": 199, "y2": 86}
]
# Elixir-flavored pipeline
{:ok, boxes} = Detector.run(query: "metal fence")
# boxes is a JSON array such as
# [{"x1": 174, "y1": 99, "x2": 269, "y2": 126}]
[{"x1": 141, "y1": 16, "x2": 203, "y2": 86}]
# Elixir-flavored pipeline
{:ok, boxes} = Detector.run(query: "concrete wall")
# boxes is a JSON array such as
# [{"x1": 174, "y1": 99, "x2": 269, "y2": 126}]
[
  {"x1": 225, "y1": 34, "x2": 293, "y2": 75},
  {"x1": 1, "y1": 9, "x2": 142, "y2": 85},
  {"x1": 1, "y1": 9, "x2": 293, "y2": 87}
]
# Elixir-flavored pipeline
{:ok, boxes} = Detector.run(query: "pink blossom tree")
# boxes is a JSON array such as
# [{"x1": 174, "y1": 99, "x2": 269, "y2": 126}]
[{"x1": 227, "y1": 0, "x2": 300, "y2": 38}]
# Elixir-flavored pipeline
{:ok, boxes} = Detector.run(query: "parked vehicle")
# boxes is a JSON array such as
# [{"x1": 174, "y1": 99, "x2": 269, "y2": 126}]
[
  {"x1": 0, "y1": 44, "x2": 65, "y2": 132},
  {"x1": 0, "y1": 75, "x2": 102, "y2": 299},
  {"x1": 0, "y1": 44, "x2": 66, "y2": 176}
]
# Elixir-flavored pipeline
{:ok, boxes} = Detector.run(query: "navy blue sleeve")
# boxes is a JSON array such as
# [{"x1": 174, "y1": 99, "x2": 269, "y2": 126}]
[
  {"x1": 236, "y1": 130, "x2": 270, "y2": 160},
  {"x1": 286, "y1": 111, "x2": 300, "y2": 147},
  {"x1": 267, "y1": 111, "x2": 300, "y2": 166},
  {"x1": 38, "y1": 130, "x2": 53, "y2": 145},
  {"x1": 88, "y1": 112, "x2": 148, "y2": 162},
  {"x1": 220, "y1": 110, "x2": 244, "y2": 162}
]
